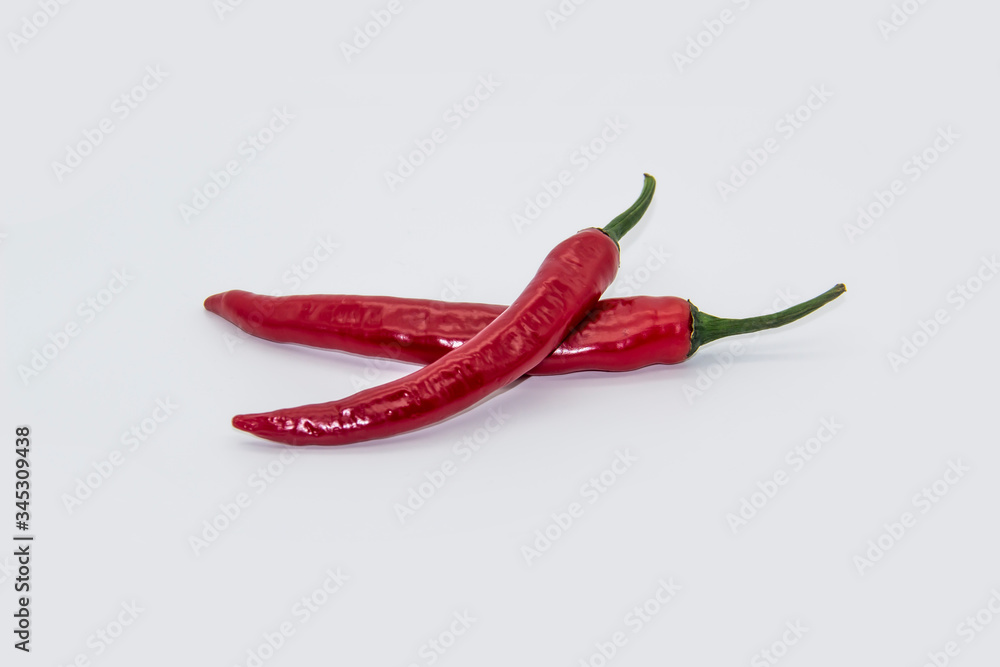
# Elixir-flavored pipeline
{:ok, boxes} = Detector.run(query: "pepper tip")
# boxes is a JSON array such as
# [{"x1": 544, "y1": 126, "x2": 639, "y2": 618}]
[
  {"x1": 204, "y1": 292, "x2": 225, "y2": 314},
  {"x1": 232, "y1": 414, "x2": 257, "y2": 433}
]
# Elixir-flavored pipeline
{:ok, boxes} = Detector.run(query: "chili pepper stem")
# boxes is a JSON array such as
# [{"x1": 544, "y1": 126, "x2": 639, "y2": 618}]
[
  {"x1": 601, "y1": 174, "x2": 656, "y2": 245},
  {"x1": 687, "y1": 283, "x2": 846, "y2": 357}
]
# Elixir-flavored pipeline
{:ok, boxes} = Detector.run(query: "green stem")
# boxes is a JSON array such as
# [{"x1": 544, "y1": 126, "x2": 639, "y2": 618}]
[
  {"x1": 601, "y1": 174, "x2": 656, "y2": 245},
  {"x1": 688, "y1": 283, "x2": 846, "y2": 357}
]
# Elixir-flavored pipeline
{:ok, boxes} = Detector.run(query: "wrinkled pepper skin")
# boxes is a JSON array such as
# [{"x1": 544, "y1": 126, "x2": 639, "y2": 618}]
[
  {"x1": 229, "y1": 228, "x2": 623, "y2": 446},
  {"x1": 204, "y1": 291, "x2": 694, "y2": 374}
]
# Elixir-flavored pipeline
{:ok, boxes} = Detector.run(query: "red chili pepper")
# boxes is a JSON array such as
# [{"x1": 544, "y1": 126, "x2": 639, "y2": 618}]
[
  {"x1": 228, "y1": 174, "x2": 656, "y2": 446},
  {"x1": 207, "y1": 286, "x2": 845, "y2": 374}
]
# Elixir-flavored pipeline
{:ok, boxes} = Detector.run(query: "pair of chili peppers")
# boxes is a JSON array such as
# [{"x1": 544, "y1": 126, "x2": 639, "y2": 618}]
[{"x1": 207, "y1": 174, "x2": 844, "y2": 446}]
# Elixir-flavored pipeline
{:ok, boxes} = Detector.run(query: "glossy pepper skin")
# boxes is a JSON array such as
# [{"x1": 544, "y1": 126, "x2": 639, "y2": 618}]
[
  {"x1": 205, "y1": 291, "x2": 693, "y2": 374},
  {"x1": 206, "y1": 284, "x2": 847, "y2": 375},
  {"x1": 229, "y1": 175, "x2": 656, "y2": 446}
]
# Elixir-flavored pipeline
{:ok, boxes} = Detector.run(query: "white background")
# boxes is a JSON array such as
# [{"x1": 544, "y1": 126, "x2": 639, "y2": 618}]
[{"x1": 3, "y1": 1, "x2": 999, "y2": 665}]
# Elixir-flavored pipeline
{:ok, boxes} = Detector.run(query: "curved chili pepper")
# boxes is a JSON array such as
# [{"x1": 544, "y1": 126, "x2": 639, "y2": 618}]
[
  {"x1": 207, "y1": 286, "x2": 845, "y2": 374},
  {"x1": 229, "y1": 174, "x2": 656, "y2": 446}
]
